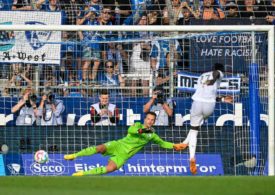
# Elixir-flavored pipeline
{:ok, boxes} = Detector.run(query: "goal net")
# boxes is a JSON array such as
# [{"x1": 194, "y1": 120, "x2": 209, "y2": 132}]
[{"x1": 0, "y1": 25, "x2": 274, "y2": 176}]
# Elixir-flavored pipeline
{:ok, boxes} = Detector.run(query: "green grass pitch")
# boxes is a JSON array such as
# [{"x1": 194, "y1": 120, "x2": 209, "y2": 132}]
[{"x1": 0, "y1": 176, "x2": 275, "y2": 195}]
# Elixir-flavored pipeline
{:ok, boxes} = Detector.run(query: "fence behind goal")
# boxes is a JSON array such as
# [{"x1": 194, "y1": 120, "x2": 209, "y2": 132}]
[{"x1": 0, "y1": 25, "x2": 274, "y2": 176}]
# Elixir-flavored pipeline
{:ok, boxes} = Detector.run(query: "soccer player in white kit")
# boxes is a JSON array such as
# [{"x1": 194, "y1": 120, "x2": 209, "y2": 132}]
[{"x1": 182, "y1": 63, "x2": 233, "y2": 174}]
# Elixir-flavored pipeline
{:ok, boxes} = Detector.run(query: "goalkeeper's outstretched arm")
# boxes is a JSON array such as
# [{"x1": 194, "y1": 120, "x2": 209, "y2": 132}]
[
  {"x1": 151, "y1": 133, "x2": 187, "y2": 151},
  {"x1": 216, "y1": 95, "x2": 234, "y2": 103}
]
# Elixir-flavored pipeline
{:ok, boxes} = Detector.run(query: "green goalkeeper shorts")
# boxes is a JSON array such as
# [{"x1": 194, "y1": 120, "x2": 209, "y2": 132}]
[{"x1": 103, "y1": 140, "x2": 128, "y2": 169}]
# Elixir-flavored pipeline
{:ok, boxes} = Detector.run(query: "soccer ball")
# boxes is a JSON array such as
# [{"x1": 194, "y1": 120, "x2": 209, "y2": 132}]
[{"x1": 34, "y1": 150, "x2": 49, "y2": 164}]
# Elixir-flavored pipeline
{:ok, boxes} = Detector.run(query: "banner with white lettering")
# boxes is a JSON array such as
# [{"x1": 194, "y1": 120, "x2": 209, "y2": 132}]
[
  {"x1": 0, "y1": 11, "x2": 61, "y2": 64},
  {"x1": 177, "y1": 71, "x2": 241, "y2": 94},
  {"x1": 189, "y1": 33, "x2": 267, "y2": 72},
  {"x1": 0, "y1": 97, "x2": 270, "y2": 126},
  {"x1": 22, "y1": 153, "x2": 224, "y2": 176}
]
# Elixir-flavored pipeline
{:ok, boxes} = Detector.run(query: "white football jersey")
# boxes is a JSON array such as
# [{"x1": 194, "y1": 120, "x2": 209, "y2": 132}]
[{"x1": 192, "y1": 70, "x2": 224, "y2": 103}]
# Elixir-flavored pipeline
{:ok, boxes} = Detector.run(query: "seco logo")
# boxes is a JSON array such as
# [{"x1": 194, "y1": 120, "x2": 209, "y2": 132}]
[{"x1": 30, "y1": 160, "x2": 65, "y2": 176}]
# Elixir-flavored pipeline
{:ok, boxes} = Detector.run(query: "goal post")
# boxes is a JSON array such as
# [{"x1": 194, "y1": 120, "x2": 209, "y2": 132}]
[{"x1": 0, "y1": 25, "x2": 274, "y2": 176}]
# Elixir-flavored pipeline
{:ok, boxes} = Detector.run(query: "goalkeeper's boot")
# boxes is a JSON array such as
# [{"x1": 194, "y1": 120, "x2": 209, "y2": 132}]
[
  {"x1": 72, "y1": 171, "x2": 84, "y2": 176},
  {"x1": 64, "y1": 154, "x2": 77, "y2": 161},
  {"x1": 190, "y1": 158, "x2": 197, "y2": 175}
]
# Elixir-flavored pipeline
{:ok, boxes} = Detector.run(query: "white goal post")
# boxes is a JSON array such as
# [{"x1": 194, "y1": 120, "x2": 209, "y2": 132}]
[{"x1": 0, "y1": 25, "x2": 274, "y2": 176}]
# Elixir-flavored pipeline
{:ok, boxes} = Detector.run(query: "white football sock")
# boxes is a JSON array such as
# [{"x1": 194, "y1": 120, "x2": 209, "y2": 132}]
[
  {"x1": 188, "y1": 130, "x2": 198, "y2": 160},
  {"x1": 183, "y1": 131, "x2": 191, "y2": 144},
  {"x1": 183, "y1": 129, "x2": 197, "y2": 144}
]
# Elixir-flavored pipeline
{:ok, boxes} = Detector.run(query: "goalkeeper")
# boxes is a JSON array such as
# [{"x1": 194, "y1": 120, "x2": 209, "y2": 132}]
[{"x1": 64, "y1": 112, "x2": 186, "y2": 176}]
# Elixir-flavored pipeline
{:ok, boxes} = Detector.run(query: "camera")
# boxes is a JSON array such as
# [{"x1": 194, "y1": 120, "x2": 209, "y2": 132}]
[
  {"x1": 153, "y1": 86, "x2": 166, "y2": 104},
  {"x1": 29, "y1": 94, "x2": 37, "y2": 102},
  {"x1": 43, "y1": 92, "x2": 55, "y2": 104},
  {"x1": 25, "y1": 94, "x2": 37, "y2": 107},
  {"x1": 156, "y1": 93, "x2": 164, "y2": 104},
  {"x1": 154, "y1": 90, "x2": 165, "y2": 104},
  {"x1": 48, "y1": 93, "x2": 55, "y2": 103}
]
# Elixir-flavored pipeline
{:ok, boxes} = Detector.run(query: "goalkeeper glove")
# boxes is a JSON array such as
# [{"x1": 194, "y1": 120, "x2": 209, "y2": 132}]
[
  {"x1": 216, "y1": 96, "x2": 234, "y2": 103},
  {"x1": 138, "y1": 127, "x2": 155, "y2": 134},
  {"x1": 173, "y1": 143, "x2": 188, "y2": 151}
]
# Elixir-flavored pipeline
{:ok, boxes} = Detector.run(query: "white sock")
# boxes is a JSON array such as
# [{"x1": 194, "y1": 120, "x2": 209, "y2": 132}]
[
  {"x1": 183, "y1": 131, "x2": 192, "y2": 144},
  {"x1": 188, "y1": 130, "x2": 198, "y2": 160},
  {"x1": 183, "y1": 129, "x2": 197, "y2": 144}
]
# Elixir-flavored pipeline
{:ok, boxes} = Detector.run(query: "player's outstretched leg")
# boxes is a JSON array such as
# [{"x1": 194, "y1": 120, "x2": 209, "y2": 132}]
[
  {"x1": 64, "y1": 146, "x2": 98, "y2": 161},
  {"x1": 190, "y1": 158, "x2": 197, "y2": 175},
  {"x1": 72, "y1": 167, "x2": 107, "y2": 176}
]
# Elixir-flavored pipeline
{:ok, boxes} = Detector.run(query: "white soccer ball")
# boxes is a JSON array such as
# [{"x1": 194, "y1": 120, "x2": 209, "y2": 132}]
[{"x1": 34, "y1": 150, "x2": 49, "y2": 164}]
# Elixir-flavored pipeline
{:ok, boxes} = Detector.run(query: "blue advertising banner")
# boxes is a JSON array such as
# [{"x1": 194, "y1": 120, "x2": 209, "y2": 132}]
[
  {"x1": 0, "y1": 97, "x2": 269, "y2": 127},
  {"x1": 189, "y1": 33, "x2": 267, "y2": 72},
  {"x1": 22, "y1": 153, "x2": 224, "y2": 176},
  {"x1": 3, "y1": 154, "x2": 24, "y2": 175},
  {"x1": 0, "y1": 154, "x2": 5, "y2": 176}
]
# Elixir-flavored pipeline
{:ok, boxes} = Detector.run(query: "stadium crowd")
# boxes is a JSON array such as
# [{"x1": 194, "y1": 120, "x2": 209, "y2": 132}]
[{"x1": 0, "y1": 0, "x2": 274, "y2": 99}]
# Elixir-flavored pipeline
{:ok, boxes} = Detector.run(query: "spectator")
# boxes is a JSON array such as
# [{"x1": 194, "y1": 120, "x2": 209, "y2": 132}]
[
  {"x1": 78, "y1": 6, "x2": 99, "y2": 83},
  {"x1": 44, "y1": 75, "x2": 58, "y2": 88},
  {"x1": 79, "y1": 6, "x2": 113, "y2": 83},
  {"x1": 9, "y1": 63, "x2": 33, "y2": 87},
  {"x1": 156, "y1": 52, "x2": 178, "y2": 88},
  {"x1": 37, "y1": 92, "x2": 65, "y2": 126},
  {"x1": 12, "y1": 0, "x2": 32, "y2": 10},
  {"x1": 79, "y1": 0, "x2": 101, "y2": 21},
  {"x1": 101, "y1": 0, "x2": 131, "y2": 24},
  {"x1": 225, "y1": 1, "x2": 240, "y2": 18},
  {"x1": 123, "y1": 0, "x2": 149, "y2": 25},
  {"x1": 11, "y1": 87, "x2": 38, "y2": 126},
  {"x1": 219, "y1": 0, "x2": 228, "y2": 10},
  {"x1": 143, "y1": 86, "x2": 176, "y2": 126},
  {"x1": 103, "y1": 42, "x2": 123, "y2": 74},
  {"x1": 36, "y1": 0, "x2": 61, "y2": 11},
  {"x1": 40, "y1": 65, "x2": 56, "y2": 88},
  {"x1": 86, "y1": 0, "x2": 101, "y2": 14},
  {"x1": 129, "y1": 41, "x2": 151, "y2": 96},
  {"x1": 96, "y1": 60, "x2": 125, "y2": 94},
  {"x1": 162, "y1": 0, "x2": 184, "y2": 25},
  {"x1": 60, "y1": 31, "x2": 79, "y2": 85},
  {"x1": 201, "y1": 0, "x2": 225, "y2": 20},
  {"x1": 147, "y1": 9, "x2": 161, "y2": 25},
  {"x1": 150, "y1": 38, "x2": 182, "y2": 72},
  {"x1": 60, "y1": 0, "x2": 85, "y2": 25},
  {"x1": 90, "y1": 89, "x2": 120, "y2": 125},
  {"x1": 239, "y1": 0, "x2": 266, "y2": 20},
  {"x1": 177, "y1": 2, "x2": 200, "y2": 25},
  {"x1": 2, "y1": 87, "x2": 11, "y2": 97},
  {"x1": 265, "y1": 0, "x2": 275, "y2": 24}
]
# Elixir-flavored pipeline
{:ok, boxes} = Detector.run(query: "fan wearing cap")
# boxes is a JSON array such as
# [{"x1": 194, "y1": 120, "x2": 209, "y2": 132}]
[{"x1": 225, "y1": 1, "x2": 240, "y2": 18}]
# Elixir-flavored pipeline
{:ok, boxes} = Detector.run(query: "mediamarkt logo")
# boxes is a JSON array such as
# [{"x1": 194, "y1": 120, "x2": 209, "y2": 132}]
[{"x1": 30, "y1": 160, "x2": 65, "y2": 176}]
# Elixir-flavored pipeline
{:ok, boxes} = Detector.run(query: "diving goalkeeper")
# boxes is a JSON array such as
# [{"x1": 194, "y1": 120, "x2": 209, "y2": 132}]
[{"x1": 64, "y1": 111, "x2": 186, "y2": 176}]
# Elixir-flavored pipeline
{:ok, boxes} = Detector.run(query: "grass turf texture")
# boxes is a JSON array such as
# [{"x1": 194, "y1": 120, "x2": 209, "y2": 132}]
[{"x1": 0, "y1": 176, "x2": 275, "y2": 195}]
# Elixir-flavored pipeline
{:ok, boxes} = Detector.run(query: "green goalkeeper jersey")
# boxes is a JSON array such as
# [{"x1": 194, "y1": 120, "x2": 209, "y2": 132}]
[{"x1": 115, "y1": 122, "x2": 173, "y2": 158}]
